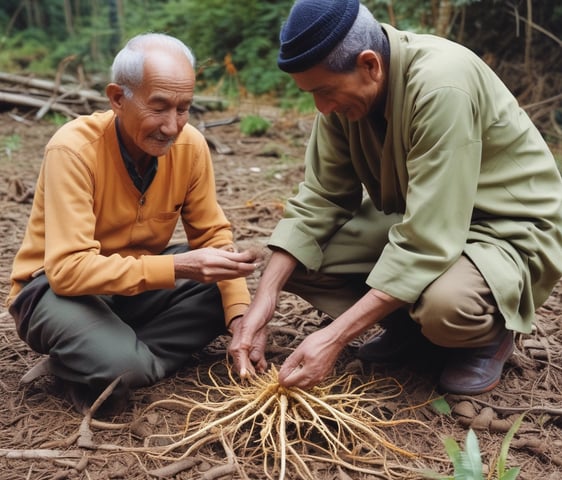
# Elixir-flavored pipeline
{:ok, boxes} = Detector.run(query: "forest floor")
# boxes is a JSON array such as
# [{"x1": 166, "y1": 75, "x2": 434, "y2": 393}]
[{"x1": 0, "y1": 103, "x2": 561, "y2": 480}]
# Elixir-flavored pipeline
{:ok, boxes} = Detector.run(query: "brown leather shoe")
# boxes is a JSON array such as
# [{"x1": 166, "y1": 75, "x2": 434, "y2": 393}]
[
  {"x1": 356, "y1": 311, "x2": 434, "y2": 363},
  {"x1": 439, "y1": 329, "x2": 514, "y2": 395}
]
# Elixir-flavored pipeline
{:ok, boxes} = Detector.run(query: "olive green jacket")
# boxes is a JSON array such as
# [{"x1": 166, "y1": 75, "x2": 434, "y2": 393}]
[{"x1": 269, "y1": 24, "x2": 562, "y2": 333}]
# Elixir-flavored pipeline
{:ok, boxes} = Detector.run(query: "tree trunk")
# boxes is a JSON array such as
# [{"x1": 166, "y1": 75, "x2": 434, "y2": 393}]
[
  {"x1": 524, "y1": 0, "x2": 533, "y2": 74},
  {"x1": 64, "y1": 0, "x2": 74, "y2": 35},
  {"x1": 386, "y1": 0, "x2": 396, "y2": 27},
  {"x1": 435, "y1": 0, "x2": 453, "y2": 37},
  {"x1": 108, "y1": 0, "x2": 121, "y2": 55}
]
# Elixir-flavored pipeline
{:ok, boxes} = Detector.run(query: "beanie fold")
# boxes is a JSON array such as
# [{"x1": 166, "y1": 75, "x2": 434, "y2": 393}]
[{"x1": 278, "y1": 0, "x2": 360, "y2": 73}]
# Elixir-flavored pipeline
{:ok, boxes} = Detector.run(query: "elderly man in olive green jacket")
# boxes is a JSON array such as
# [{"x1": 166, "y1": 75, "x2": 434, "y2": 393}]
[{"x1": 229, "y1": 0, "x2": 562, "y2": 395}]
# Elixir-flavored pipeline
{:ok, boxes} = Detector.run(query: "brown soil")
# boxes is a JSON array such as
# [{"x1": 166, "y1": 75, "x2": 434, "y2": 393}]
[{"x1": 0, "y1": 105, "x2": 561, "y2": 480}]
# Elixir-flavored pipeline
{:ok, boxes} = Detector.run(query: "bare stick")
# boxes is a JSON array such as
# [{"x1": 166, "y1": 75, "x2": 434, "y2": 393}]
[
  {"x1": 0, "y1": 449, "x2": 83, "y2": 459},
  {"x1": 78, "y1": 375, "x2": 124, "y2": 448},
  {"x1": 147, "y1": 457, "x2": 201, "y2": 478}
]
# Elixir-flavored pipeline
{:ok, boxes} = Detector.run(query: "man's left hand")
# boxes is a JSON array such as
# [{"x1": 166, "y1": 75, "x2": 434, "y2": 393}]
[{"x1": 277, "y1": 328, "x2": 343, "y2": 389}]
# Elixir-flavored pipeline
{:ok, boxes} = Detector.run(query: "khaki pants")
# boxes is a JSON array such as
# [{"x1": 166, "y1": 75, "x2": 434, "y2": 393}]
[{"x1": 284, "y1": 202, "x2": 504, "y2": 348}]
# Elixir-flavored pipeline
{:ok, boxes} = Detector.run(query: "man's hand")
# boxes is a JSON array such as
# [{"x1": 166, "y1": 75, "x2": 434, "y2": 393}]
[
  {"x1": 174, "y1": 247, "x2": 262, "y2": 283},
  {"x1": 228, "y1": 314, "x2": 268, "y2": 377},
  {"x1": 277, "y1": 327, "x2": 344, "y2": 389},
  {"x1": 228, "y1": 292, "x2": 277, "y2": 378},
  {"x1": 228, "y1": 250, "x2": 299, "y2": 379},
  {"x1": 277, "y1": 288, "x2": 407, "y2": 390}
]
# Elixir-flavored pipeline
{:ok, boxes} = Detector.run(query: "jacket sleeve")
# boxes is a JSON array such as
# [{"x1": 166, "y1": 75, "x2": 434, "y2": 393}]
[{"x1": 268, "y1": 114, "x2": 363, "y2": 269}]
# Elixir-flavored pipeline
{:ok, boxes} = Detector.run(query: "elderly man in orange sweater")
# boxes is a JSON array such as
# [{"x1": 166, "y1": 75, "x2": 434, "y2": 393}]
[{"x1": 6, "y1": 33, "x2": 260, "y2": 415}]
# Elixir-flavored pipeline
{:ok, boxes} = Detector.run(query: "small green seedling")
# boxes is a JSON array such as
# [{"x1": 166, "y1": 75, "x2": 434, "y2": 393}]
[
  {"x1": 240, "y1": 114, "x2": 270, "y2": 136},
  {"x1": 424, "y1": 413, "x2": 523, "y2": 480},
  {"x1": 2, "y1": 134, "x2": 21, "y2": 160}
]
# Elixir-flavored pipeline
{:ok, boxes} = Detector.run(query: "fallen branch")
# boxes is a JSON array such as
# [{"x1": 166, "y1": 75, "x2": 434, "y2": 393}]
[
  {"x1": 0, "y1": 71, "x2": 107, "y2": 103},
  {"x1": 0, "y1": 91, "x2": 79, "y2": 118},
  {"x1": 0, "y1": 448, "x2": 83, "y2": 460},
  {"x1": 200, "y1": 464, "x2": 238, "y2": 480},
  {"x1": 77, "y1": 375, "x2": 124, "y2": 449},
  {"x1": 147, "y1": 457, "x2": 201, "y2": 478},
  {"x1": 453, "y1": 395, "x2": 562, "y2": 416}
]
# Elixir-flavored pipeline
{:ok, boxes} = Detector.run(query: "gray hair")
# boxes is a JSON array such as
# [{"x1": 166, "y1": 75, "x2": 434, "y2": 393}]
[
  {"x1": 323, "y1": 5, "x2": 383, "y2": 72},
  {"x1": 110, "y1": 33, "x2": 196, "y2": 98}
]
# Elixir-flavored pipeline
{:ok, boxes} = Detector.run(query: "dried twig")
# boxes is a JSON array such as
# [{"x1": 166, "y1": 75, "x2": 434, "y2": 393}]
[
  {"x1": 147, "y1": 457, "x2": 201, "y2": 478},
  {"x1": 77, "y1": 375, "x2": 123, "y2": 448},
  {"x1": 0, "y1": 448, "x2": 83, "y2": 460}
]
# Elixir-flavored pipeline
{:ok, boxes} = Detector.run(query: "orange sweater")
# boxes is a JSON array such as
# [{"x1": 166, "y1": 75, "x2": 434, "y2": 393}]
[{"x1": 7, "y1": 110, "x2": 250, "y2": 323}]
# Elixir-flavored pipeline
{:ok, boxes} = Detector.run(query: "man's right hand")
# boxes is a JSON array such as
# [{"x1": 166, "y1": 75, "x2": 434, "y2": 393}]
[
  {"x1": 173, "y1": 247, "x2": 262, "y2": 283},
  {"x1": 228, "y1": 250, "x2": 298, "y2": 378},
  {"x1": 227, "y1": 299, "x2": 273, "y2": 378}
]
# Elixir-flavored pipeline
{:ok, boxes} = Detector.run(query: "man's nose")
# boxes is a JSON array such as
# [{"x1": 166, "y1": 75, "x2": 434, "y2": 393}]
[{"x1": 161, "y1": 111, "x2": 185, "y2": 135}]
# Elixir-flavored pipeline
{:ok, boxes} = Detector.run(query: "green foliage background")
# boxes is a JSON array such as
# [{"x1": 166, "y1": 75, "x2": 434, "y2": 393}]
[{"x1": 0, "y1": 1, "x2": 561, "y2": 100}]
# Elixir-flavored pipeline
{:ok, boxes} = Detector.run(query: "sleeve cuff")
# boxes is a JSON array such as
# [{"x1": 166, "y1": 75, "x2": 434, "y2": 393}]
[
  {"x1": 225, "y1": 303, "x2": 248, "y2": 328},
  {"x1": 141, "y1": 254, "x2": 176, "y2": 289},
  {"x1": 268, "y1": 221, "x2": 324, "y2": 271}
]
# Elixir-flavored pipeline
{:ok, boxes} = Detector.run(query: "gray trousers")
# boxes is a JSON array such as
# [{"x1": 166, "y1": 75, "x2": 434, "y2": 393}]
[
  {"x1": 11, "y1": 244, "x2": 226, "y2": 393},
  {"x1": 284, "y1": 201, "x2": 504, "y2": 348}
]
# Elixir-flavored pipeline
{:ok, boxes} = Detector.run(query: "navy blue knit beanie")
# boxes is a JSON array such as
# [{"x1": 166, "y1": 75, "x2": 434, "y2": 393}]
[{"x1": 278, "y1": 0, "x2": 360, "y2": 73}]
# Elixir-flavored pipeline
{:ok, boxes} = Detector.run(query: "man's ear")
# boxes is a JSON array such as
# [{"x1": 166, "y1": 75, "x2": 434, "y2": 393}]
[
  {"x1": 106, "y1": 83, "x2": 125, "y2": 113},
  {"x1": 357, "y1": 50, "x2": 383, "y2": 81}
]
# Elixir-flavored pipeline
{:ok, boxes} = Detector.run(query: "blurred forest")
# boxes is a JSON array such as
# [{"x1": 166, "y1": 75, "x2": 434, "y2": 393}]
[{"x1": 0, "y1": 0, "x2": 561, "y2": 142}]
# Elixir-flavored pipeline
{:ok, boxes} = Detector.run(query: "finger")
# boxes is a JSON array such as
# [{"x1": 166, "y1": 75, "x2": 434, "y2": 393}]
[
  {"x1": 207, "y1": 249, "x2": 256, "y2": 268},
  {"x1": 210, "y1": 262, "x2": 258, "y2": 281},
  {"x1": 233, "y1": 253, "x2": 263, "y2": 271},
  {"x1": 237, "y1": 351, "x2": 256, "y2": 379},
  {"x1": 279, "y1": 362, "x2": 305, "y2": 388},
  {"x1": 249, "y1": 348, "x2": 267, "y2": 373},
  {"x1": 219, "y1": 249, "x2": 257, "y2": 263},
  {"x1": 224, "y1": 258, "x2": 260, "y2": 273},
  {"x1": 239, "y1": 246, "x2": 265, "y2": 263},
  {"x1": 278, "y1": 354, "x2": 304, "y2": 385},
  {"x1": 256, "y1": 357, "x2": 268, "y2": 373}
]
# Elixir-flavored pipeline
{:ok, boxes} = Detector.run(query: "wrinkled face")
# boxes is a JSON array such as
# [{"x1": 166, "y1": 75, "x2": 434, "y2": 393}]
[
  {"x1": 108, "y1": 48, "x2": 195, "y2": 161},
  {"x1": 291, "y1": 54, "x2": 383, "y2": 121}
]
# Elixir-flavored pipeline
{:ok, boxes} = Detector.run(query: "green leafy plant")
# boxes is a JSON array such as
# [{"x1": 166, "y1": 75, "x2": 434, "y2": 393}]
[
  {"x1": 492, "y1": 414, "x2": 523, "y2": 480},
  {"x1": 46, "y1": 112, "x2": 71, "y2": 128},
  {"x1": 424, "y1": 414, "x2": 523, "y2": 480},
  {"x1": 152, "y1": 0, "x2": 292, "y2": 96},
  {"x1": 431, "y1": 396, "x2": 453, "y2": 415},
  {"x1": 1, "y1": 134, "x2": 21, "y2": 160},
  {"x1": 240, "y1": 114, "x2": 271, "y2": 137},
  {"x1": 441, "y1": 429, "x2": 484, "y2": 480},
  {"x1": 279, "y1": 82, "x2": 317, "y2": 114}
]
